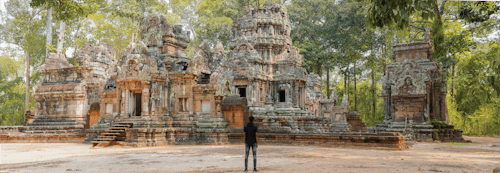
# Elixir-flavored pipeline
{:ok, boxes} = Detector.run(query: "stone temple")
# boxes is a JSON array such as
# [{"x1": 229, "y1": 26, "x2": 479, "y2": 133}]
[
  {"x1": 1, "y1": 1, "x2": 464, "y2": 149},
  {"x1": 374, "y1": 33, "x2": 465, "y2": 142}
]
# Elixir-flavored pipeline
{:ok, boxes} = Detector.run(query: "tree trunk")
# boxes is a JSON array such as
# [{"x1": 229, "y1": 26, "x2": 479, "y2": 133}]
[
  {"x1": 344, "y1": 71, "x2": 347, "y2": 95},
  {"x1": 346, "y1": 65, "x2": 349, "y2": 108},
  {"x1": 354, "y1": 62, "x2": 357, "y2": 112},
  {"x1": 372, "y1": 68, "x2": 376, "y2": 118},
  {"x1": 25, "y1": 53, "x2": 30, "y2": 112},
  {"x1": 56, "y1": 21, "x2": 66, "y2": 56},
  {"x1": 484, "y1": 107, "x2": 487, "y2": 133},
  {"x1": 46, "y1": 7, "x2": 52, "y2": 58},
  {"x1": 383, "y1": 45, "x2": 386, "y2": 75},
  {"x1": 317, "y1": 61, "x2": 322, "y2": 80},
  {"x1": 73, "y1": 20, "x2": 82, "y2": 59},
  {"x1": 131, "y1": 16, "x2": 136, "y2": 42},
  {"x1": 326, "y1": 67, "x2": 330, "y2": 99},
  {"x1": 452, "y1": 61, "x2": 455, "y2": 97}
]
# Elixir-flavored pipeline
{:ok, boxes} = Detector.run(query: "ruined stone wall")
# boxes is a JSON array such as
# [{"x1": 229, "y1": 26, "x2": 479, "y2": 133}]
[
  {"x1": 381, "y1": 38, "x2": 447, "y2": 124},
  {"x1": 376, "y1": 36, "x2": 464, "y2": 142},
  {"x1": 32, "y1": 53, "x2": 88, "y2": 129}
]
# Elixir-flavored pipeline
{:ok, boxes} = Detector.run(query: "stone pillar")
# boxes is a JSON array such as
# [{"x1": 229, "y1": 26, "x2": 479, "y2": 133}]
[
  {"x1": 123, "y1": 89, "x2": 129, "y2": 118},
  {"x1": 268, "y1": 46, "x2": 272, "y2": 61},
  {"x1": 187, "y1": 97, "x2": 193, "y2": 112},
  {"x1": 301, "y1": 87, "x2": 305, "y2": 109},
  {"x1": 294, "y1": 83, "x2": 299, "y2": 108},
  {"x1": 196, "y1": 100, "x2": 202, "y2": 112},
  {"x1": 142, "y1": 88, "x2": 150, "y2": 116},
  {"x1": 173, "y1": 83, "x2": 179, "y2": 113}
]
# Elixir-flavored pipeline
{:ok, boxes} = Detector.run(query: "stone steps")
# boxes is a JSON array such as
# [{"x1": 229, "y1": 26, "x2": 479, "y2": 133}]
[
  {"x1": 22, "y1": 125, "x2": 84, "y2": 130},
  {"x1": 31, "y1": 117, "x2": 79, "y2": 121},
  {"x1": 194, "y1": 113, "x2": 230, "y2": 133},
  {"x1": 29, "y1": 122, "x2": 79, "y2": 126},
  {"x1": 91, "y1": 122, "x2": 133, "y2": 147},
  {"x1": 23, "y1": 129, "x2": 78, "y2": 134}
]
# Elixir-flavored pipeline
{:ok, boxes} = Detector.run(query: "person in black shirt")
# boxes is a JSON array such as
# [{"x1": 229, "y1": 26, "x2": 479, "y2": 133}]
[{"x1": 243, "y1": 116, "x2": 259, "y2": 172}]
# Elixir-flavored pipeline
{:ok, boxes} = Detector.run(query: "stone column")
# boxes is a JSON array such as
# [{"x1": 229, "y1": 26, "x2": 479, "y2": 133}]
[
  {"x1": 268, "y1": 46, "x2": 272, "y2": 61},
  {"x1": 142, "y1": 87, "x2": 150, "y2": 116},
  {"x1": 294, "y1": 83, "x2": 299, "y2": 108},
  {"x1": 301, "y1": 87, "x2": 305, "y2": 109},
  {"x1": 196, "y1": 100, "x2": 202, "y2": 112},
  {"x1": 123, "y1": 89, "x2": 129, "y2": 118},
  {"x1": 166, "y1": 83, "x2": 171, "y2": 112}
]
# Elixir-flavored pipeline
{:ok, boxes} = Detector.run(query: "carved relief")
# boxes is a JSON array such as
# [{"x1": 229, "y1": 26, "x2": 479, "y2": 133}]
[{"x1": 388, "y1": 59, "x2": 430, "y2": 96}]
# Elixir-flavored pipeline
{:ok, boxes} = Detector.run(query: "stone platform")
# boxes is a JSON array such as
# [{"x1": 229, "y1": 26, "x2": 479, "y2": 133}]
[
  {"x1": 0, "y1": 126, "x2": 86, "y2": 143},
  {"x1": 229, "y1": 132, "x2": 405, "y2": 150}
]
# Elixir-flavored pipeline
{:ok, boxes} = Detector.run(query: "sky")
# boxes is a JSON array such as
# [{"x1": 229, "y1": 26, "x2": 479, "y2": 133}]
[
  {"x1": 0, "y1": 0, "x2": 498, "y2": 59},
  {"x1": 0, "y1": 0, "x2": 8, "y2": 49},
  {"x1": 0, "y1": 0, "x2": 5, "y2": 23}
]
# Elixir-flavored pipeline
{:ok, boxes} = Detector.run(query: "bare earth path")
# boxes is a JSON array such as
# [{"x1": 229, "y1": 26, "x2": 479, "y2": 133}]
[{"x1": 1, "y1": 136, "x2": 499, "y2": 173}]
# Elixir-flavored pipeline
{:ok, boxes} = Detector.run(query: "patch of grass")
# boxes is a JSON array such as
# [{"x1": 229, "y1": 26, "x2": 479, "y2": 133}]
[{"x1": 438, "y1": 142, "x2": 472, "y2": 146}]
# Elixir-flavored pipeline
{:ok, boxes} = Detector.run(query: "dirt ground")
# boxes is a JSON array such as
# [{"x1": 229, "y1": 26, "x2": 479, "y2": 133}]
[{"x1": 1, "y1": 136, "x2": 499, "y2": 173}]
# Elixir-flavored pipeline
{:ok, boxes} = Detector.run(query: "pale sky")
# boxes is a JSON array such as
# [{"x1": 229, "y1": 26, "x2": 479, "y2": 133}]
[{"x1": 0, "y1": 0, "x2": 6, "y2": 24}]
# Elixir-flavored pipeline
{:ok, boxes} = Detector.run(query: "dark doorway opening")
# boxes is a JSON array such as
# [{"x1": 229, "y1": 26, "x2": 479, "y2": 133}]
[
  {"x1": 135, "y1": 93, "x2": 142, "y2": 116},
  {"x1": 279, "y1": 90, "x2": 285, "y2": 102},
  {"x1": 239, "y1": 87, "x2": 246, "y2": 97},
  {"x1": 198, "y1": 73, "x2": 211, "y2": 84}
]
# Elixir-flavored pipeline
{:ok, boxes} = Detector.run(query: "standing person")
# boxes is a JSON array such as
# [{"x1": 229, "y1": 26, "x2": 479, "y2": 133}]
[{"x1": 243, "y1": 116, "x2": 259, "y2": 172}]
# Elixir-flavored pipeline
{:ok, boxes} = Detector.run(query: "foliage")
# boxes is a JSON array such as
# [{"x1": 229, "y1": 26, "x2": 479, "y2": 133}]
[
  {"x1": 333, "y1": 78, "x2": 385, "y2": 127},
  {"x1": 30, "y1": 0, "x2": 101, "y2": 21},
  {"x1": 450, "y1": 41, "x2": 500, "y2": 136},
  {"x1": 0, "y1": 0, "x2": 47, "y2": 69},
  {"x1": 0, "y1": 0, "x2": 498, "y2": 136},
  {"x1": 0, "y1": 48, "x2": 35, "y2": 126},
  {"x1": 364, "y1": 0, "x2": 435, "y2": 29},
  {"x1": 288, "y1": 0, "x2": 333, "y2": 74}
]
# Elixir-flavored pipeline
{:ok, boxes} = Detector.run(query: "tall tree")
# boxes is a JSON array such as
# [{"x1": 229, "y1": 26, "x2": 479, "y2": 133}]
[
  {"x1": 322, "y1": 0, "x2": 374, "y2": 109},
  {"x1": 30, "y1": 0, "x2": 100, "y2": 56},
  {"x1": 45, "y1": 7, "x2": 52, "y2": 58},
  {"x1": 288, "y1": 0, "x2": 334, "y2": 82},
  {"x1": 1, "y1": 0, "x2": 46, "y2": 116}
]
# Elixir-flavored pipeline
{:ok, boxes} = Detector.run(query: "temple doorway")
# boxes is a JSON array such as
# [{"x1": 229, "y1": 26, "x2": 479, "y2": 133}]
[
  {"x1": 135, "y1": 93, "x2": 142, "y2": 116},
  {"x1": 86, "y1": 103, "x2": 100, "y2": 128},
  {"x1": 238, "y1": 87, "x2": 246, "y2": 97},
  {"x1": 279, "y1": 90, "x2": 286, "y2": 102}
]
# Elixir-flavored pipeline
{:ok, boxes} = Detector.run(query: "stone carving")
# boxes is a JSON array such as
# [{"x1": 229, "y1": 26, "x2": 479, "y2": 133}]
[
  {"x1": 389, "y1": 59, "x2": 430, "y2": 96},
  {"x1": 377, "y1": 38, "x2": 465, "y2": 142},
  {"x1": 27, "y1": 7, "x2": 387, "y2": 147}
]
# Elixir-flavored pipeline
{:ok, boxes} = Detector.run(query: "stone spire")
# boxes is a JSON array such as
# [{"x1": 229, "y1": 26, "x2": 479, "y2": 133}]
[
  {"x1": 330, "y1": 88, "x2": 338, "y2": 106},
  {"x1": 215, "y1": 41, "x2": 224, "y2": 56},
  {"x1": 340, "y1": 93, "x2": 348, "y2": 108}
]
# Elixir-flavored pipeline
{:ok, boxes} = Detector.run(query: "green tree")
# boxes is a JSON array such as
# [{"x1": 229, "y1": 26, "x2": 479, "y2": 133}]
[
  {"x1": 453, "y1": 42, "x2": 500, "y2": 135},
  {"x1": 0, "y1": 0, "x2": 46, "y2": 117},
  {"x1": 0, "y1": 48, "x2": 36, "y2": 125},
  {"x1": 288, "y1": 0, "x2": 335, "y2": 97},
  {"x1": 30, "y1": 0, "x2": 101, "y2": 55}
]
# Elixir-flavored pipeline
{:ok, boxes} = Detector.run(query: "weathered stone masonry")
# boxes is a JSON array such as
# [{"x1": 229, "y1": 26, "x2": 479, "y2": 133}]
[
  {"x1": 375, "y1": 34, "x2": 465, "y2": 142},
  {"x1": 1, "y1": 1, "x2": 429, "y2": 150}
]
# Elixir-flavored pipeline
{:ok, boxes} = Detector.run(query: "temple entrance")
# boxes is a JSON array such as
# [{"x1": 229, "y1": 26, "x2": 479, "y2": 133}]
[
  {"x1": 86, "y1": 103, "x2": 100, "y2": 128},
  {"x1": 279, "y1": 90, "x2": 286, "y2": 102},
  {"x1": 135, "y1": 93, "x2": 142, "y2": 116},
  {"x1": 238, "y1": 87, "x2": 246, "y2": 97}
]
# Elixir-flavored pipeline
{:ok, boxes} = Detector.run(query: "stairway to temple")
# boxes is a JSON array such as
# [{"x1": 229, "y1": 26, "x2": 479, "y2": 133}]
[
  {"x1": 347, "y1": 112, "x2": 368, "y2": 132},
  {"x1": 28, "y1": 116, "x2": 84, "y2": 129},
  {"x1": 194, "y1": 113, "x2": 229, "y2": 133},
  {"x1": 170, "y1": 112, "x2": 196, "y2": 129},
  {"x1": 91, "y1": 122, "x2": 133, "y2": 147}
]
